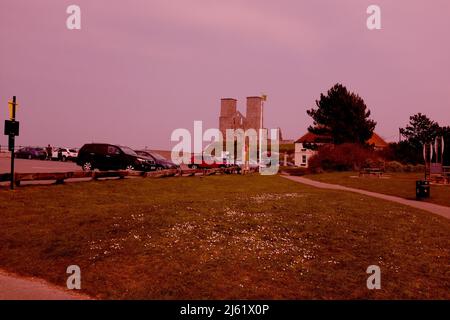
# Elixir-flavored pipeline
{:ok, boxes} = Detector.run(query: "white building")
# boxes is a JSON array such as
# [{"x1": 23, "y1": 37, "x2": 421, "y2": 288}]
[
  {"x1": 293, "y1": 132, "x2": 331, "y2": 168},
  {"x1": 294, "y1": 143, "x2": 317, "y2": 167}
]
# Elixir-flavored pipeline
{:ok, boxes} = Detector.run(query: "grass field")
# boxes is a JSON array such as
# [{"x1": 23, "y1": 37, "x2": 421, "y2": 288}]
[
  {"x1": 305, "y1": 172, "x2": 450, "y2": 207},
  {"x1": 0, "y1": 175, "x2": 449, "y2": 299}
]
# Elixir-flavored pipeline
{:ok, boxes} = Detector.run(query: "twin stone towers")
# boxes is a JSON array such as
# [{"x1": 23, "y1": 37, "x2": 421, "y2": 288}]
[{"x1": 219, "y1": 96, "x2": 265, "y2": 139}]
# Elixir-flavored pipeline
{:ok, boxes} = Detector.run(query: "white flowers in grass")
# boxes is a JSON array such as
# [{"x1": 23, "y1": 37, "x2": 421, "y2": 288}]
[{"x1": 87, "y1": 193, "x2": 316, "y2": 267}]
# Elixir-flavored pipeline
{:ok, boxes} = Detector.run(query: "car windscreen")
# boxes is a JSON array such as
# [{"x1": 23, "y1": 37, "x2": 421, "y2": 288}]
[
  {"x1": 135, "y1": 151, "x2": 149, "y2": 157},
  {"x1": 149, "y1": 152, "x2": 166, "y2": 161},
  {"x1": 120, "y1": 146, "x2": 138, "y2": 156}
]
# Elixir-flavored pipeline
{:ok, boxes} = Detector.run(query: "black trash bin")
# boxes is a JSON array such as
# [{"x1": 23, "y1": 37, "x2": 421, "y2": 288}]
[{"x1": 416, "y1": 180, "x2": 430, "y2": 200}]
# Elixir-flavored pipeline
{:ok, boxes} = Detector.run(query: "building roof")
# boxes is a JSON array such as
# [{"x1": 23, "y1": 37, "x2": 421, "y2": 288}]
[
  {"x1": 367, "y1": 132, "x2": 388, "y2": 148},
  {"x1": 295, "y1": 131, "x2": 388, "y2": 148},
  {"x1": 295, "y1": 132, "x2": 333, "y2": 144}
]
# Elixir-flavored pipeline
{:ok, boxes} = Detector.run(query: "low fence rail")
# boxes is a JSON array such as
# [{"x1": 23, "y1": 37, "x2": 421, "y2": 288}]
[{"x1": 0, "y1": 166, "x2": 249, "y2": 187}]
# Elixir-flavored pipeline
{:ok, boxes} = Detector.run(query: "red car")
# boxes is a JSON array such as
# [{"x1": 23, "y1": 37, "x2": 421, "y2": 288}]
[{"x1": 188, "y1": 155, "x2": 227, "y2": 169}]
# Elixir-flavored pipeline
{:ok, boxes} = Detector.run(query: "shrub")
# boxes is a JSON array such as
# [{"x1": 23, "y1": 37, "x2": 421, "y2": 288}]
[
  {"x1": 363, "y1": 158, "x2": 385, "y2": 169},
  {"x1": 385, "y1": 161, "x2": 404, "y2": 172},
  {"x1": 281, "y1": 167, "x2": 309, "y2": 176},
  {"x1": 404, "y1": 164, "x2": 414, "y2": 172},
  {"x1": 308, "y1": 143, "x2": 377, "y2": 172},
  {"x1": 383, "y1": 162, "x2": 425, "y2": 173},
  {"x1": 381, "y1": 141, "x2": 423, "y2": 165}
]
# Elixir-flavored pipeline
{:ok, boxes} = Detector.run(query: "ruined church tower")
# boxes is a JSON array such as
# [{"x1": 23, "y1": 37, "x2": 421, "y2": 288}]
[{"x1": 219, "y1": 96, "x2": 264, "y2": 138}]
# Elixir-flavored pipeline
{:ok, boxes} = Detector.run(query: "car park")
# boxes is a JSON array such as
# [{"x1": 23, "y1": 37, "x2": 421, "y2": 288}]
[
  {"x1": 14, "y1": 147, "x2": 47, "y2": 160},
  {"x1": 76, "y1": 143, "x2": 157, "y2": 172},
  {"x1": 135, "y1": 150, "x2": 179, "y2": 170}
]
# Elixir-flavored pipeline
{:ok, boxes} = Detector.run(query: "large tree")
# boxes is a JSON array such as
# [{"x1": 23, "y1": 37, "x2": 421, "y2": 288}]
[
  {"x1": 388, "y1": 114, "x2": 445, "y2": 164},
  {"x1": 399, "y1": 113, "x2": 440, "y2": 149},
  {"x1": 307, "y1": 83, "x2": 376, "y2": 145}
]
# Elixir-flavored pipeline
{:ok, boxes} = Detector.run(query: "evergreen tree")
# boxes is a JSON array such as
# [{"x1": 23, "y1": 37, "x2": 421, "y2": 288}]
[{"x1": 307, "y1": 83, "x2": 376, "y2": 144}]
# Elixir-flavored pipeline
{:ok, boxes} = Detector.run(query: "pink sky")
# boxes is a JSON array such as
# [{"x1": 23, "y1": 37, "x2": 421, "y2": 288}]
[{"x1": 1, "y1": 0, "x2": 449, "y2": 150}]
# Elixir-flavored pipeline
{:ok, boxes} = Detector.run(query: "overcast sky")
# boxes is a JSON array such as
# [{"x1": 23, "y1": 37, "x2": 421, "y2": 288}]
[{"x1": 1, "y1": 0, "x2": 449, "y2": 149}]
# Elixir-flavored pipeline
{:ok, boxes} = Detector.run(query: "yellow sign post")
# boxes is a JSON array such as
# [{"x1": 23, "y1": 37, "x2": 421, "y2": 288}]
[{"x1": 8, "y1": 100, "x2": 18, "y2": 120}]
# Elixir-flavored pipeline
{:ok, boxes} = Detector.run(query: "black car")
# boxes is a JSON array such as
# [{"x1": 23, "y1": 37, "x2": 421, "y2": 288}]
[
  {"x1": 15, "y1": 147, "x2": 47, "y2": 160},
  {"x1": 135, "y1": 150, "x2": 179, "y2": 170},
  {"x1": 76, "y1": 143, "x2": 157, "y2": 171}
]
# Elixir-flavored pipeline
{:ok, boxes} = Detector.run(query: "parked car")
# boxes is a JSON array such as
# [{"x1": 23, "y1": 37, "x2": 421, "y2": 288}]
[
  {"x1": 135, "y1": 150, "x2": 179, "y2": 170},
  {"x1": 76, "y1": 143, "x2": 157, "y2": 171},
  {"x1": 234, "y1": 159, "x2": 261, "y2": 169},
  {"x1": 51, "y1": 148, "x2": 78, "y2": 162},
  {"x1": 188, "y1": 154, "x2": 227, "y2": 169},
  {"x1": 15, "y1": 147, "x2": 47, "y2": 160}
]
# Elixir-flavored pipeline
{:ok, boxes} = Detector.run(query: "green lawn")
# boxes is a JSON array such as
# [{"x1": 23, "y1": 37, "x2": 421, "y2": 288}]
[
  {"x1": 305, "y1": 172, "x2": 450, "y2": 208},
  {"x1": 0, "y1": 175, "x2": 449, "y2": 299}
]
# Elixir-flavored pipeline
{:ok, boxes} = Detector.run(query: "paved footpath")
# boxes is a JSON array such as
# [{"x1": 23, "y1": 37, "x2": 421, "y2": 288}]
[
  {"x1": 283, "y1": 175, "x2": 450, "y2": 220},
  {"x1": 0, "y1": 270, "x2": 90, "y2": 300}
]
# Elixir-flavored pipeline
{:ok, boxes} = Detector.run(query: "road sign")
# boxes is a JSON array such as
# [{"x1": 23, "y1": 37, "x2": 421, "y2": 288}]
[{"x1": 4, "y1": 120, "x2": 19, "y2": 136}]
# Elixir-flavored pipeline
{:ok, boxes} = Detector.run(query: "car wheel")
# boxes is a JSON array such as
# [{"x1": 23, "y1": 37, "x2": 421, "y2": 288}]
[
  {"x1": 82, "y1": 161, "x2": 93, "y2": 171},
  {"x1": 191, "y1": 164, "x2": 198, "y2": 169},
  {"x1": 28, "y1": 154, "x2": 32, "y2": 160},
  {"x1": 62, "y1": 156, "x2": 67, "y2": 162},
  {"x1": 126, "y1": 165, "x2": 135, "y2": 171}
]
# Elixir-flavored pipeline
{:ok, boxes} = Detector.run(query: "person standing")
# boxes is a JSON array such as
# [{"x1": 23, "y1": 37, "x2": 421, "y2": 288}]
[{"x1": 46, "y1": 144, "x2": 53, "y2": 160}]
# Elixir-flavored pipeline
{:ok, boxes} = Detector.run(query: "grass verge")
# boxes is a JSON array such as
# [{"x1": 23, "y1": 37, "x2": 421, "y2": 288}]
[
  {"x1": 0, "y1": 175, "x2": 449, "y2": 299},
  {"x1": 305, "y1": 172, "x2": 450, "y2": 207}
]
